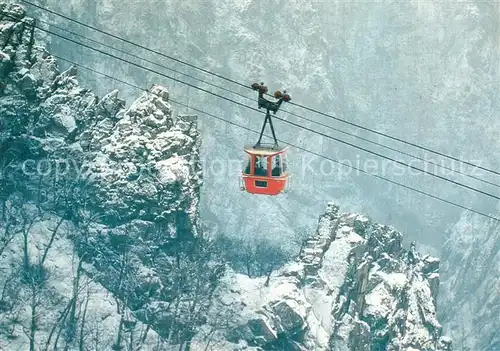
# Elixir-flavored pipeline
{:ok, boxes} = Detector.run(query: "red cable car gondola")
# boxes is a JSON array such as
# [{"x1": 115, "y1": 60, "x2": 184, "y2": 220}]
[{"x1": 241, "y1": 83, "x2": 291, "y2": 196}]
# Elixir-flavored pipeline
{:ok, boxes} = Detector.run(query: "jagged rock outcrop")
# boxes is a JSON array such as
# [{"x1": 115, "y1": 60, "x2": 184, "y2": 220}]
[
  {"x1": 192, "y1": 203, "x2": 452, "y2": 351},
  {"x1": 1, "y1": 4, "x2": 216, "y2": 349},
  {"x1": 0, "y1": 2, "x2": 202, "y2": 233},
  {"x1": 0, "y1": 2, "x2": 202, "y2": 241}
]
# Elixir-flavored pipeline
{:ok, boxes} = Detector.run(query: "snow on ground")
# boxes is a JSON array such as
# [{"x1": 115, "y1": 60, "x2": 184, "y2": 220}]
[{"x1": 0, "y1": 205, "x2": 161, "y2": 350}]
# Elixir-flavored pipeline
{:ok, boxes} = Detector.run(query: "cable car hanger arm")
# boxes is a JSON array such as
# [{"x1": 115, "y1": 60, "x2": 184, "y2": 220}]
[
  {"x1": 252, "y1": 82, "x2": 291, "y2": 148},
  {"x1": 255, "y1": 110, "x2": 279, "y2": 147}
]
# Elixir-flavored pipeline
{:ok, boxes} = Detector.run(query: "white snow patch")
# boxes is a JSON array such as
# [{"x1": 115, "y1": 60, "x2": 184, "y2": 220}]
[
  {"x1": 305, "y1": 227, "x2": 357, "y2": 332},
  {"x1": 156, "y1": 156, "x2": 190, "y2": 184},
  {"x1": 348, "y1": 230, "x2": 364, "y2": 243},
  {"x1": 364, "y1": 283, "x2": 394, "y2": 319}
]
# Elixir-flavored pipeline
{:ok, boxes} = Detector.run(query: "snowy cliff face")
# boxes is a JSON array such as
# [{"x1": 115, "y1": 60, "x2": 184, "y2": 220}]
[
  {"x1": 0, "y1": 4, "x2": 214, "y2": 350},
  {"x1": 439, "y1": 210, "x2": 500, "y2": 351},
  {"x1": 191, "y1": 203, "x2": 452, "y2": 351},
  {"x1": 0, "y1": 2, "x2": 202, "y2": 242},
  {"x1": 0, "y1": 2, "x2": 202, "y2": 233}
]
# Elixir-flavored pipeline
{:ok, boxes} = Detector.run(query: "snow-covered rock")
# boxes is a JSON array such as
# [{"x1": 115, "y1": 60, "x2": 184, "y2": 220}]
[
  {"x1": 0, "y1": 5, "x2": 210, "y2": 350},
  {"x1": 0, "y1": 2, "x2": 202, "y2": 234},
  {"x1": 192, "y1": 203, "x2": 452, "y2": 350}
]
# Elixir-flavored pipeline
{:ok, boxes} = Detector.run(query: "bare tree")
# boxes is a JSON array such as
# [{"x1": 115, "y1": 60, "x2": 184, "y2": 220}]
[
  {"x1": 0, "y1": 200, "x2": 23, "y2": 258},
  {"x1": 78, "y1": 287, "x2": 91, "y2": 351},
  {"x1": 44, "y1": 295, "x2": 73, "y2": 351},
  {"x1": 217, "y1": 235, "x2": 289, "y2": 283},
  {"x1": 200, "y1": 288, "x2": 240, "y2": 351},
  {"x1": 179, "y1": 239, "x2": 225, "y2": 351},
  {"x1": 292, "y1": 225, "x2": 314, "y2": 259},
  {"x1": 40, "y1": 216, "x2": 65, "y2": 266},
  {"x1": 253, "y1": 239, "x2": 290, "y2": 287},
  {"x1": 0, "y1": 271, "x2": 22, "y2": 339},
  {"x1": 64, "y1": 252, "x2": 87, "y2": 348},
  {"x1": 213, "y1": 234, "x2": 259, "y2": 277},
  {"x1": 23, "y1": 262, "x2": 47, "y2": 351},
  {"x1": 20, "y1": 211, "x2": 38, "y2": 272}
]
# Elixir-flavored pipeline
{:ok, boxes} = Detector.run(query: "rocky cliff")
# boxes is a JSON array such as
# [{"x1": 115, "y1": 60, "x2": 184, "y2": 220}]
[
  {"x1": 191, "y1": 203, "x2": 452, "y2": 351},
  {"x1": 1, "y1": 4, "x2": 215, "y2": 350}
]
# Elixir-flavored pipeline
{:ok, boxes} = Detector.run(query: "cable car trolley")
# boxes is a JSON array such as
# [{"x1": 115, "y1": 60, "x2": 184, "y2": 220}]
[{"x1": 241, "y1": 82, "x2": 291, "y2": 195}]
